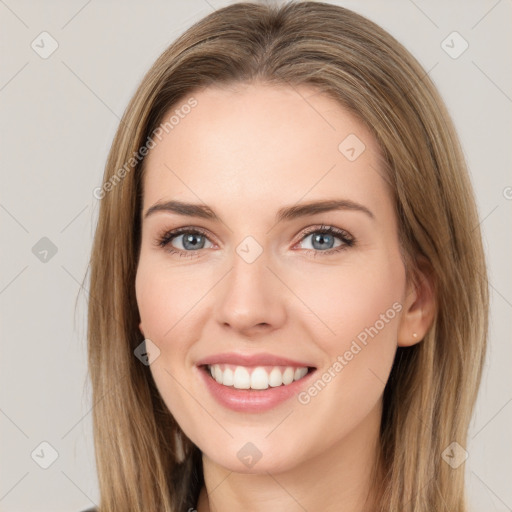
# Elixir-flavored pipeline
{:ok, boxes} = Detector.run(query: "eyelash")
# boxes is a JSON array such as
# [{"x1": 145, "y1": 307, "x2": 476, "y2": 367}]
[{"x1": 155, "y1": 224, "x2": 355, "y2": 259}]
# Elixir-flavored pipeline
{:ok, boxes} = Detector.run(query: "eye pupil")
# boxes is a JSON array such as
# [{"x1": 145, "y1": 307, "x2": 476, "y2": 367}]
[
  {"x1": 312, "y1": 233, "x2": 334, "y2": 250},
  {"x1": 183, "y1": 233, "x2": 204, "y2": 249}
]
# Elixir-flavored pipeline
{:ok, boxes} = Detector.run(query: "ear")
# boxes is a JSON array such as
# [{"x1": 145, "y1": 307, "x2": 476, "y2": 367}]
[
  {"x1": 397, "y1": 256, "x2": 436, "y2": 347},
  {"x1": 139, "y1": 322, "x2": 145, "y2": 337}
]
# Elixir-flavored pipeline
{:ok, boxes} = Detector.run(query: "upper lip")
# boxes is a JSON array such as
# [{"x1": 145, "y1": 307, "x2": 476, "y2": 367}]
[{"x1": 195, "y1": 352, "x2": 315, "y2": 368}]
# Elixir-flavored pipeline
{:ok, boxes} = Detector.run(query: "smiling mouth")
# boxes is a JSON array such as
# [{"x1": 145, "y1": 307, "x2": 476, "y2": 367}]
[{"x1": 201, "y1": 363, "x2": 316, "y2": 390}]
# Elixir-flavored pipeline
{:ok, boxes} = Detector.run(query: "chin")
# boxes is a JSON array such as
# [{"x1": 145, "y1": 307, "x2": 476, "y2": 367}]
[{"x1": 201, "y1": 437, "x2": 307, "y2": 475}]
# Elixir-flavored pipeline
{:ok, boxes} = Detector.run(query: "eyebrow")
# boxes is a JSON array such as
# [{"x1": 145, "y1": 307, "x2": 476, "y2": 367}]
[{"x1": 143, "y1": 198, "x2": 374, "y2": 223}]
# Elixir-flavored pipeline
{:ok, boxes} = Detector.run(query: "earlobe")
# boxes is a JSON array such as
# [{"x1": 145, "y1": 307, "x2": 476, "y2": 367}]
[
  {"x1": 139, "y1": 322, "x2": 145, "y2": 337},
  {"x1": 397, "y1": 258, "x2": 436, "y2": 347}
]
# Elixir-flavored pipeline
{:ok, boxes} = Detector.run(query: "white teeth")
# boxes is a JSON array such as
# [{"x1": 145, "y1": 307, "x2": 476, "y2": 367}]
[
  {"x1": 233, "y1": 366, "x2": 251, "y2": 389},
  {"x1": 268, "y1": 367, "x2": 283, "y2": 387},
  {"x1": 207, "y1": 364, "x2": 310, "y2": 390},
  {"x1": 294, "y1": 367, "x2": 308, "y2": 380},
  {"x1": 282, "y1": 367, "x2": 294, "y2": 385},
  {"x1": 250, "y1": 367, "x2": 269, "y2": 390},
  {"x1": 222, "y1": 367, "x2": 234, "y2": 386}
]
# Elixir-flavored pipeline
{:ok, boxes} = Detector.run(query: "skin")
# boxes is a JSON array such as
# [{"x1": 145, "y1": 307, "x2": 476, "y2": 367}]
[{"x1": 135, "y1": 82, "x2": 435, "y2": 512}]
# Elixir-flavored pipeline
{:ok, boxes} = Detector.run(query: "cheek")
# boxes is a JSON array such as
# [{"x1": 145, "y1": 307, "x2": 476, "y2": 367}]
[
  {"x1": 291, "y1": 256, "x2": 404, "y2": 408},
  {"x1": 293, "y1": 257, "x2": 404, "y2": 350},
  {"x1": 135, "y1": 258, "x2": 207, "y2": 343},
  {"x1": 135, "y1": 257, "x2": 215, "y2": 418},
  {"x1": 287, "y1": 261, "x2": 403, "y2": 446},
  {"x1": 135, "y1": 260, "x2": 204, "y2": 427}
]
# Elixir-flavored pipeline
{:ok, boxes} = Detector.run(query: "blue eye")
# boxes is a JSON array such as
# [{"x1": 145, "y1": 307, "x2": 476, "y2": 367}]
[
  {"x1": 155, "y1": 224, "x2": 355, "y2": 259},
  {"x1": 157, "y1": 227, "x2": 212, "y2": 257},
  {"x1": 297, "y1": 225, "x2": 354, "y2": 254}
]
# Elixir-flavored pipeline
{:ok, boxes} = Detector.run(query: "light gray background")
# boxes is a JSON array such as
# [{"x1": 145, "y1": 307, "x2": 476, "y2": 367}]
[{"x1": 0, "y1": 1, "x2": 511, "y2": 511}]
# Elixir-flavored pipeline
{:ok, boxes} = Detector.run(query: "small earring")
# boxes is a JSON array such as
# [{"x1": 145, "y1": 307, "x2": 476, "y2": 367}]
[{"x1": 413, "y1": 332, "x2": 418, "y2": 339}]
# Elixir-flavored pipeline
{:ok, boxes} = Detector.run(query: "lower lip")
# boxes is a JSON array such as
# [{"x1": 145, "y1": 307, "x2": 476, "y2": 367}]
[{"x1": 196, "y1": 365, "x2": 317, "y2": 413}]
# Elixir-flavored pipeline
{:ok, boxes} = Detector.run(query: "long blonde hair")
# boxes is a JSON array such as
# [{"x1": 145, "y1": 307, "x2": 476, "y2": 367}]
[{"x1": 86, "y1": 2, "x2": 488, "y2": 510}]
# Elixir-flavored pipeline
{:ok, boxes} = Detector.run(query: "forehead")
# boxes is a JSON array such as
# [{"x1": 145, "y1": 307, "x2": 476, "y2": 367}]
[{"x1": 141, "y1": 82, "x2": 390, "y2": 219}]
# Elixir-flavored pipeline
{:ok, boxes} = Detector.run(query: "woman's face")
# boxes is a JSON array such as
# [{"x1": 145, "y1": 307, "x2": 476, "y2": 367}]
[{"x1": 136, "y1": 83, "x2": 413, "y2": 473}]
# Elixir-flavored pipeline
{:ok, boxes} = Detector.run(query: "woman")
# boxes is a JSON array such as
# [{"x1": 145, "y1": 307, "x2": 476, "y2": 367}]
[{"x1": 86, "y1": 2, "x2": 488, "y2": 511}]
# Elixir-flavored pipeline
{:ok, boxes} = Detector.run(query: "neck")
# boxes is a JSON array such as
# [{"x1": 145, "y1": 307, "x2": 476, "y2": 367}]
[{"x1": 196, "y1": 399, "x2": 383, "y2": 512}]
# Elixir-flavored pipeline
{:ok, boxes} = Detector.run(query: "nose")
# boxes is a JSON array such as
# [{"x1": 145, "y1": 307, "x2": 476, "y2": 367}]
[{"x1": 214, "y1": 246, "x2": 287, "y2": 337}]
